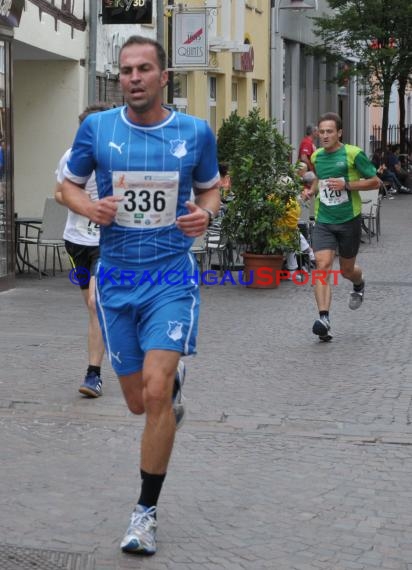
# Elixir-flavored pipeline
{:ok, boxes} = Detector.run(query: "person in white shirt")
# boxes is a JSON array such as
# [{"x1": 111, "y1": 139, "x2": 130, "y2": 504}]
[{"x1": 55, "y1": 103, "x2": 111, "y2": 397}]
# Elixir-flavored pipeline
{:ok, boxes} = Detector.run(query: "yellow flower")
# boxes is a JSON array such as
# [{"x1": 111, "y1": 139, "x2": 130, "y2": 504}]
[{"x1": 281, "y1": 198, "x2": 300, "y2": 229}]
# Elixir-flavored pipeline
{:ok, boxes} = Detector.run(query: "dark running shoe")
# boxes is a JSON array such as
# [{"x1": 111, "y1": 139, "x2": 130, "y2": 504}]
[
  {"x1": 349, "y1": 281, "x2": 365, "y2": 310},
  {"x1": 79, "y1": 371, "x2": 102, "y2": 398},
  {"x1": 312, "y1": 315, "x2": 333, "y2": 342},
  {"x1": 173, "y1": 360, "x2": 186, "y2": 430}
]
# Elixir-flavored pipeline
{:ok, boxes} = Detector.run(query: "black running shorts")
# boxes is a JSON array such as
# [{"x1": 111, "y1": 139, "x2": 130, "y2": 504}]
[
  {"x1": 312, "y1": 215, "x2": 362, "y2": 259},
  {"x1": 65, "y1": 240, "x2": 100, "y2": 290}
]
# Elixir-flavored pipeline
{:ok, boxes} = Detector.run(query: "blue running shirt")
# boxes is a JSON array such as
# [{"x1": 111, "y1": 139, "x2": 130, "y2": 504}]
[{"x1": 64, "y1": 107, "x2": 220, "y2": 268}]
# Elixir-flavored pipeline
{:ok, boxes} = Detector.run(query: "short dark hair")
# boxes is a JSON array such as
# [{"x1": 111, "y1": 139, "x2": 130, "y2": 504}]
[
  {"x1": 306, "y1": 125, "x2": 316, "y2": 136},
  {"x1": 318, "y1": 112, "x2": 342, "y2": 131},
  {"x1": 79, "y1": 102, "x2": 113, "y2": 123},
  {"x1": 119, "y1": 35, "x2": 167, "y2": 71}
]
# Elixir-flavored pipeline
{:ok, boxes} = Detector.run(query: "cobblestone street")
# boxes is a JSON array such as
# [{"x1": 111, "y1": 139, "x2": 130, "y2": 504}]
[{"x1": 1, "y1": 193, "x2": 412, "y2": 570}]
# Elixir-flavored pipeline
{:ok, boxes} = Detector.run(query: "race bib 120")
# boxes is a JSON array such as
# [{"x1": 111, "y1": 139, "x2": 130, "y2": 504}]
[
  {"x1": 75, "y1": 216, "x2": 100, "y2": 238},
  {"x1": 319, "y1": 178, "x2": 349, "y2": 206}
]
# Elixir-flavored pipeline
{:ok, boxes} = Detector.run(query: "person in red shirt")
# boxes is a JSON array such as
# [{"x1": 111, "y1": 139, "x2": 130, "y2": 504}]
[{"x1": 298, "y1": 125, "x2": 318, "y2": 171}]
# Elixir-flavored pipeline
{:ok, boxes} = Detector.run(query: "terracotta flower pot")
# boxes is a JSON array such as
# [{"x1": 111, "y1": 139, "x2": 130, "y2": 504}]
[{"x1": 242, "y1": 252, "x2": 284, "y2": 289}]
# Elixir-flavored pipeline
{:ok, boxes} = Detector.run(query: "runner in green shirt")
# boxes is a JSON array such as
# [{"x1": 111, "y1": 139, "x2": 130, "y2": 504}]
[{"x1": 302, "y1": 112, "x2": 380, "y2": 341}]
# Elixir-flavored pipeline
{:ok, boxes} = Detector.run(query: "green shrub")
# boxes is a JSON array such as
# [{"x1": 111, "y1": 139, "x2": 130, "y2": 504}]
[{"x1": 218, "y1": 109, "x2": 302, "y2": 255}]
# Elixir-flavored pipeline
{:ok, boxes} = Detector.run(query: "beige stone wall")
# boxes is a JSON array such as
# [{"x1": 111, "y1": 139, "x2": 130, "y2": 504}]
[{"x1": 168, "y1": 0, "x2": 271, "y2": 131}]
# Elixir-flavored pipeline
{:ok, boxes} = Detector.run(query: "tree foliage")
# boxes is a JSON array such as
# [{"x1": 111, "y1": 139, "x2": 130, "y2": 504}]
[{"x1": 311, "y1": 0, "x2": 412, "y2": 149}]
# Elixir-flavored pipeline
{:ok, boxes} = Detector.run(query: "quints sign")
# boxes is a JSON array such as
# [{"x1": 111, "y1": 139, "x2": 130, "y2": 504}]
[{"x1": 173, "y1": 10, "x2": 208, "y2": 68}]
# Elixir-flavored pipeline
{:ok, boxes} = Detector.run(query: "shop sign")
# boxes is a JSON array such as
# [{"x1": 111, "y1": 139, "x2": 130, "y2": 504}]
[
  {"x1": 0, "y1": 0, "x2": 24, "y2": 27},
  {"x1": 173, "y1": 10, "x2": 208, "y2": 68},
  {"x1": 233, "y1": 46, "x2": 255, "y2": 73},
  {"x1": 102, "y1": 0, "x2": 152, "y2": 25}
]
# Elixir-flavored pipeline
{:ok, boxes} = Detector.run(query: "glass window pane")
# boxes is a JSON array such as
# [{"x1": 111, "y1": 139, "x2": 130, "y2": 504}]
[
  {"x1": 252, "y1": 81, "x2": 258, "y2": 104},
  {"x1": 173, "y1": 73, "x2": 187, "y2": 98},
  {"x1": 209, "y1": 105, "x2": 217, "y2": 134},
  {"x1": 209, "y1": 77, "x2": 217, "y2": 101},
  {"x1": 0, "y1": 40, "x2": 8, "y2": 278},
  {"x1": 231, "y1": 82, "x2": 238, "y2": 102}
]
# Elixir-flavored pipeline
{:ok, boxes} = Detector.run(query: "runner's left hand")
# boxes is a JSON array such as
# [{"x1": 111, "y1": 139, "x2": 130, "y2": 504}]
[
  {"x1": 176, "y1": 201, "x2": 209, "y2": 237},
  {"x1": 327, "y1": 178, "x2": 345, "y2": 191}
]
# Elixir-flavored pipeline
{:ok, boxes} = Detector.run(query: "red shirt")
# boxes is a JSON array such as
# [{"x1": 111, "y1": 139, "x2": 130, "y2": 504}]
[{"x1": 298, "y1": 136, "x2": 316, "y2": 170}]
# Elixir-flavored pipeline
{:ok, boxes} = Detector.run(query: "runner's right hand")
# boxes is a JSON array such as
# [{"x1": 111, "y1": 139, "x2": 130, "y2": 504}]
[{"x1": 88, "y1": 196, "x2": 123, "y2": 226}]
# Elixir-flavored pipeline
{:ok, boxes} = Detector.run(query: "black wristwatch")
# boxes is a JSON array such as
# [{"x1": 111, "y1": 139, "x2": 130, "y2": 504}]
[
  {"x1": 344, "y1": 181, "x2": 351, "y2": 192},
  {"x1": 202, "y1": 207, "x2": 215, "y2": 227}
]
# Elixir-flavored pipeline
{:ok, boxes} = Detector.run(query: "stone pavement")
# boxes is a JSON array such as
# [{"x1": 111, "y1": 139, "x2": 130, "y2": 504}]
[{"x1": 1, "y1": 193, "x2": 412, "y2": 570}]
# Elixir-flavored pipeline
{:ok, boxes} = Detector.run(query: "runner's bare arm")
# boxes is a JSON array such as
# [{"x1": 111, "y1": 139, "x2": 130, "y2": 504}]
[
  {"x1": 54, "y1": 182, "x2": 64, "y2": 205},
  {"x1": 327, "y1": 176, "x2": 381, "y2": 192},
  {"x1": 302, "y1": 178, "x2": 318, "y2": 201},
  {"x1": 61, "y1": 178, "x2": 122, "y2": 226},
  {"x1": 176, "y1": 184, "x2": 221, "y2": 237}
]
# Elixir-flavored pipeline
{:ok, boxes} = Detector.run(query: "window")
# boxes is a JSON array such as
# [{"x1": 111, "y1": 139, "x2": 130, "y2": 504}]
[
  {"x1": 0, "y1": 45, "x2": 4, "y2": 75},
  {"x1": 173, "y1": 73, "x2": 188, "y2": 113},
  {"x1": 0, "y1": 39, "x2": 12, "y2": 284},
  {"x1": 209, "y1": 76, "x2": 217, "y2": 100},
  {"x1": 231, "y1": 82, "x2": 238, "y2": 112},
  {"x1": 252, "y1": 81, "x2": 258, "y2": 107},
  {"x1": 173, "y1": 73, "x2": 187, "y2": 98},
  {"x1": 208, "y1": 76, "x2": 217, "y2": 133}
]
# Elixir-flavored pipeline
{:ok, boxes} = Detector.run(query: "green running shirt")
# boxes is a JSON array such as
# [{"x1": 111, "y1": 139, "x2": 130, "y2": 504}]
[{"x1": 311, "y1": 144, "x2": 376, "y2": 224}]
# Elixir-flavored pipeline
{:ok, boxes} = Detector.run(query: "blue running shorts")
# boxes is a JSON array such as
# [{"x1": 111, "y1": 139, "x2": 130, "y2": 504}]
[{"x1": 95, "y1": 253, "x2": 200, "y2": 376}]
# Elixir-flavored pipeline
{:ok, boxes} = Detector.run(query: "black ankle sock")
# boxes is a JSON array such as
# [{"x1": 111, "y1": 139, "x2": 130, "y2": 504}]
[
  {"x1": 353, "y1": 280, "x2": 364, "y2": 292},
  {"x1": 172, "y1": 376, "x2": 179, "y2": 399},
  {"x1": 319, "y1": 311, "x2": 329, "y2": 319},
  {"x1": 87, "y1": 365, "x2": 101, "y2": 377},
  {"x1": 138, "y1": 470, "x2": 166, "y2": 509}
]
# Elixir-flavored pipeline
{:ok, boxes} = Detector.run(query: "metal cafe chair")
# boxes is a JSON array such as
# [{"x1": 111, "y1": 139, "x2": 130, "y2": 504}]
[
  {"x1": 359, "y1": 189, "x2": 381, "y2": 243},
  {"x1": 206, "y1": 222, "x2": 230, "y2": 276},
  {"x1": 190, "y1": 232, "x2": 209, "y2": 275},
  {"x1": 17, "y1": 197, "x2": 67, "y2": 278}
]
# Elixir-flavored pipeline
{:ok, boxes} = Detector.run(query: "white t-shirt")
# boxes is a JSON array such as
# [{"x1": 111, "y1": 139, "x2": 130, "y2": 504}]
[{"x1": 56, "y1": 148, "x2": 100, "y2": 246}]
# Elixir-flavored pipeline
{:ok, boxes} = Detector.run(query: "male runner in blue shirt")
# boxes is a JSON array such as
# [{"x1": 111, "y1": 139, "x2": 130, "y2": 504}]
[{"x1": 61, "y1": 35, "x2": 220, "y2": 556}]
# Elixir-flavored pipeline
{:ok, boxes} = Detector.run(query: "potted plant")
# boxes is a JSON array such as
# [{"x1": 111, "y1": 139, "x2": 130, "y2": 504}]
[{"x1": 218, "y1": 109, "x2": 302, "y2": 288}]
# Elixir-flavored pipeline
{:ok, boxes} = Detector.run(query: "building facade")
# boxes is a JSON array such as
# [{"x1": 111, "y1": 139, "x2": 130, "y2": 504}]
[
  {"x1": 166, "y1": 0, "x2": 270, "y2": 132},
  {"x1": 98, "y1": 1, "x2": 271, "y2": 132},
  {"x1": 1, "y1": 0, "x2": 371, "y2": 291},
  {"x1": 0, "y1": 18, "x2": 15, "y2": 291},
  {"x1": 270, "y1": 0, "x2": 370, "y2": 161},
  {"x1": 13, "y1": 0, "x2": 88, "y2": 221}
]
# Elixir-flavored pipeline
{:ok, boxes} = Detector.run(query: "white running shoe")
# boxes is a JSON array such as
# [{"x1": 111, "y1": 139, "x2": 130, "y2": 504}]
[{"x1": 120, "y1": 505, "x2": 157, "y2": 555}]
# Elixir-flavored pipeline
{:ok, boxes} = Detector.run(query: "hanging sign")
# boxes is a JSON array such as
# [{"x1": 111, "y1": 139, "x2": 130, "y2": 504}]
[
  {"x1": 0, "y1": 0, "x2": 24, "y2": 27},
  {"x1": 173, "y1": 10, "x2": 208, "y2": 68},
  {"x1": 233, "y1": 46, "x2": 255, "y2": 72},
  {"x1": 102, "y1": 0, "x2": 153, "y2": 25}
]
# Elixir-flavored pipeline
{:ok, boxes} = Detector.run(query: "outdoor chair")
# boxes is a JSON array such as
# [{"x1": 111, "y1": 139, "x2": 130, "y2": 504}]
[
  {"x1": 359, "y1": 189, "x2": 381, "y2": 243},
  {"x1": 206, "y1": 222, "x2": 231, "y2": 276},
  {"x1": 190, "y1": 232, "x2": 209, "y2": 275},
  {"x1": 18, "y1": 197, "x2": 67, "y2": 278}
]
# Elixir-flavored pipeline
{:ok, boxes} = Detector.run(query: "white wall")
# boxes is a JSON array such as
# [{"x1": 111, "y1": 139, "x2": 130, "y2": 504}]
[
  {"x1": 14, "y1": 60, "x2": 84, "y2": 217},
  {"x1": 11, "y1": 0, "x2": 89, "y2": 219},
  {"x1": 14, "y1": 1, "x2": 87, "y2": 61}
]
